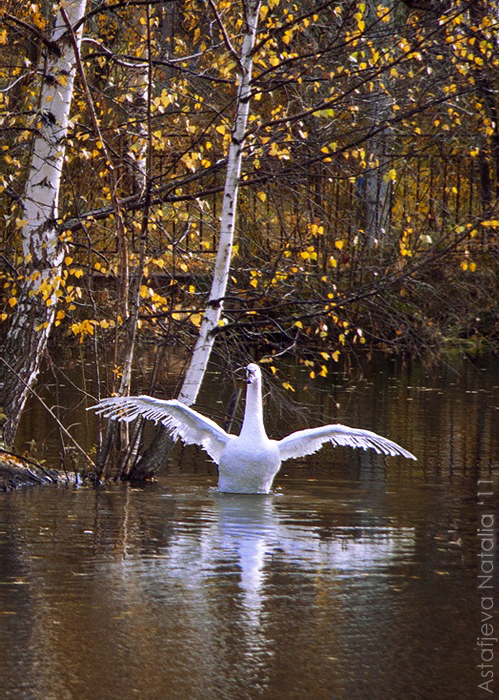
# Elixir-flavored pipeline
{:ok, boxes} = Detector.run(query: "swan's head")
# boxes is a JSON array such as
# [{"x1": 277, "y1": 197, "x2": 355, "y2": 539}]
[{"x1": 246, "y1": 363, "x2": 261, "y2": 385}]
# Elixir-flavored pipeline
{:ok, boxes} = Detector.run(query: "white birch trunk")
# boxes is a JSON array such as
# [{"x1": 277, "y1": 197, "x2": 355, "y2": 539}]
[
  {"x1": 177, "y1": 0, "x2": 261, "y2": 405},
  {"x1": 2, "y1": 0, "x2": 87, "y2": 445}
]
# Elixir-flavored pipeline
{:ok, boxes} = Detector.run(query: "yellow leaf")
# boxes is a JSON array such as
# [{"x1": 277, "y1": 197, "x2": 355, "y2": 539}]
[
  {"x1": 216, "y1": 125, "x2": 226, "y2": 135},
  {"x1": 282, "y1": 381, "x2": 295, "y2": 392},
  {"x1": 64, "y1": 256, "x2": 73, "y2": 266},
  {"x1": 334, "y1": 240, "x2": 344, "y2": 250},
  {"x1": 8, "y1": 297, "x2": 17, "y2": 307},
  {"x1": 332, "y1": 350, "x2": 340, "y2": 362},
  {"x1": 294, "y1": 320, "x2": 303, "y2": 328}
]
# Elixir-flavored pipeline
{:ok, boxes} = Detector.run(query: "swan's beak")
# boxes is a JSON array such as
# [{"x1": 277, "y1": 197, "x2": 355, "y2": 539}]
[
  {"x1": 246, "y1": 366, "x2": 256, "y2": 384},
  {"x1": 234, "y1": 366, "x2": 246, "y2": 382}
]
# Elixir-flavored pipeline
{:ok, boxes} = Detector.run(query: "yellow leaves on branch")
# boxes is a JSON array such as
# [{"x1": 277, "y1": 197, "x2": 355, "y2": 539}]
[
  {"x1": 70, "y1": 319, "x2": 99, "y2": 342},
  {"x1": 68, "y1": 318, "x2": 115, "y2": 339},
  {"x1": 189, "y1": 313, "x2": 202, "y2": 328},
  {"x1": 309, "y1": 223, "x2": 324, "y2": 236},
  {"x1": 249, "y1": 269, "x2": 259, "y2": 288},
  {"x1": 384, "y1": 169, "x2": 397, "y2": 183},
  {"x1": 300, "y1": 246, "x2": 317, "y2": 261}
]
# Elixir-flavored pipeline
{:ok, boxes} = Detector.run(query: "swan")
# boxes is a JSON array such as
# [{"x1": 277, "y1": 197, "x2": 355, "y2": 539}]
[{"x1": 90, "y1": 363, "x2": 416, "y2": 493}]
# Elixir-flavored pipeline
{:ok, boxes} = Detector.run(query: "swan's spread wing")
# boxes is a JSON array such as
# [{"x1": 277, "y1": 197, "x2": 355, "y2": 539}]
[
  {"x1": 90, "y1": 396, "x2": 230, "y2": 464},
  {"x1": 277, "y1": 424, "x2": 416, "y2": 462}
]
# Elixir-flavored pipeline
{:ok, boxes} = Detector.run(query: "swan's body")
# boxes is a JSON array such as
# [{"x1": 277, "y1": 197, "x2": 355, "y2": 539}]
[{"x1": 91, "y1": 363, "x2": 416, "y2": 493}]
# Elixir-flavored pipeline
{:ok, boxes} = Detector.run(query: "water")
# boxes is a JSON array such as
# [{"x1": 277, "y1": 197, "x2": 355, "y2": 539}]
[{"x1": 1, "y1": 355, "x2": 498, "y2": 699}]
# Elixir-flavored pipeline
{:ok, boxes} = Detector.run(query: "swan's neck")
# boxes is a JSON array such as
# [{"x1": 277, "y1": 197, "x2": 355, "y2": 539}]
[{"x1": 240, "y1": 378, "x2": 267, "y2": 439}]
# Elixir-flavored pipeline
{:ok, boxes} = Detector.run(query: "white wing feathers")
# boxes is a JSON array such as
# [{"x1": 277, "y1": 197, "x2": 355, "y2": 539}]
[
  {"x1": 90, "y1": 396, "x2": 230, "y2": 464},
  {"x1": 277, "y1": 424, "x2": 417, "y2": 462}
]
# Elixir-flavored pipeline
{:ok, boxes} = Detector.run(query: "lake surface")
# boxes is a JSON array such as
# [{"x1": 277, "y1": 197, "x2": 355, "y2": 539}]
[{"x1": 2, "y1": 354, "x2": 498, "y2": 699}]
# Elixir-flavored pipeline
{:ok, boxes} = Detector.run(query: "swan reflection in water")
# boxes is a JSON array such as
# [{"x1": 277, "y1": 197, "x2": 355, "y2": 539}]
[{"x1": 115, "y1": 491, "x2": 416, "y2": 634}]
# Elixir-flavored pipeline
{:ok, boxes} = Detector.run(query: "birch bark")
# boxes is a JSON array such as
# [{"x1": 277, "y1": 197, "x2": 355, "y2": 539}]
[
  {"x1": 177, "y1": 0, "x2": 261, "y2": 405},
  {"x1": 1, "y1": 0, "x2": 87, "y2": 445}
]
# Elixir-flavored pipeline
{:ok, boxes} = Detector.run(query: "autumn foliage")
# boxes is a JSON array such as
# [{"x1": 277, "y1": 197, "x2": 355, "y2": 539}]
[{"x1": 1, "y1": 0, "x2": 498, "y2": 380}]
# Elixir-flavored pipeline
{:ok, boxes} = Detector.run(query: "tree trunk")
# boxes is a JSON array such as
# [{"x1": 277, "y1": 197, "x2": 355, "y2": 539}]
[
  {"x1": 362, "y1": 0, "x2": 399, "y2": 247},
  {"x1": 1, "y1": 0, "x2": 87, "y2": 446},
  {"x1": 129, "y1": 0, "x2": 261, "y2": 479},
  {"x1": 96, "y1": 6, "x2": 152, "y2": 479}
]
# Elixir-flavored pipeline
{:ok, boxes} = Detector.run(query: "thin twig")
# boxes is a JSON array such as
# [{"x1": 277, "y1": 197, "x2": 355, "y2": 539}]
[
  {"x1": 206, "y1": 0, "x2": 242, "y2": 70},
  {"x1": 1, "y1": 358, "x2": 96, "y2": 470}
]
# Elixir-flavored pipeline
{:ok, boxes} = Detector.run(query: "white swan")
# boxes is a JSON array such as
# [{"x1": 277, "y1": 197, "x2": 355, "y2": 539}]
[{"x1": 90, "y1": 363, "x2": 416, "y2": 493}]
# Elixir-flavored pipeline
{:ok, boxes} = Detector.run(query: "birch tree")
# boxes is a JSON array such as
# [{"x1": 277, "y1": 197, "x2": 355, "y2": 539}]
[
  {"x1": 177, "y1": 0, "x2": 262, "y2": 404},
  {"x1": 2, "y1": 0, "x2": 87, "y2": 445},
  {"x1": 128, "y1": 0, "x2": 262, "y2": 477}
]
